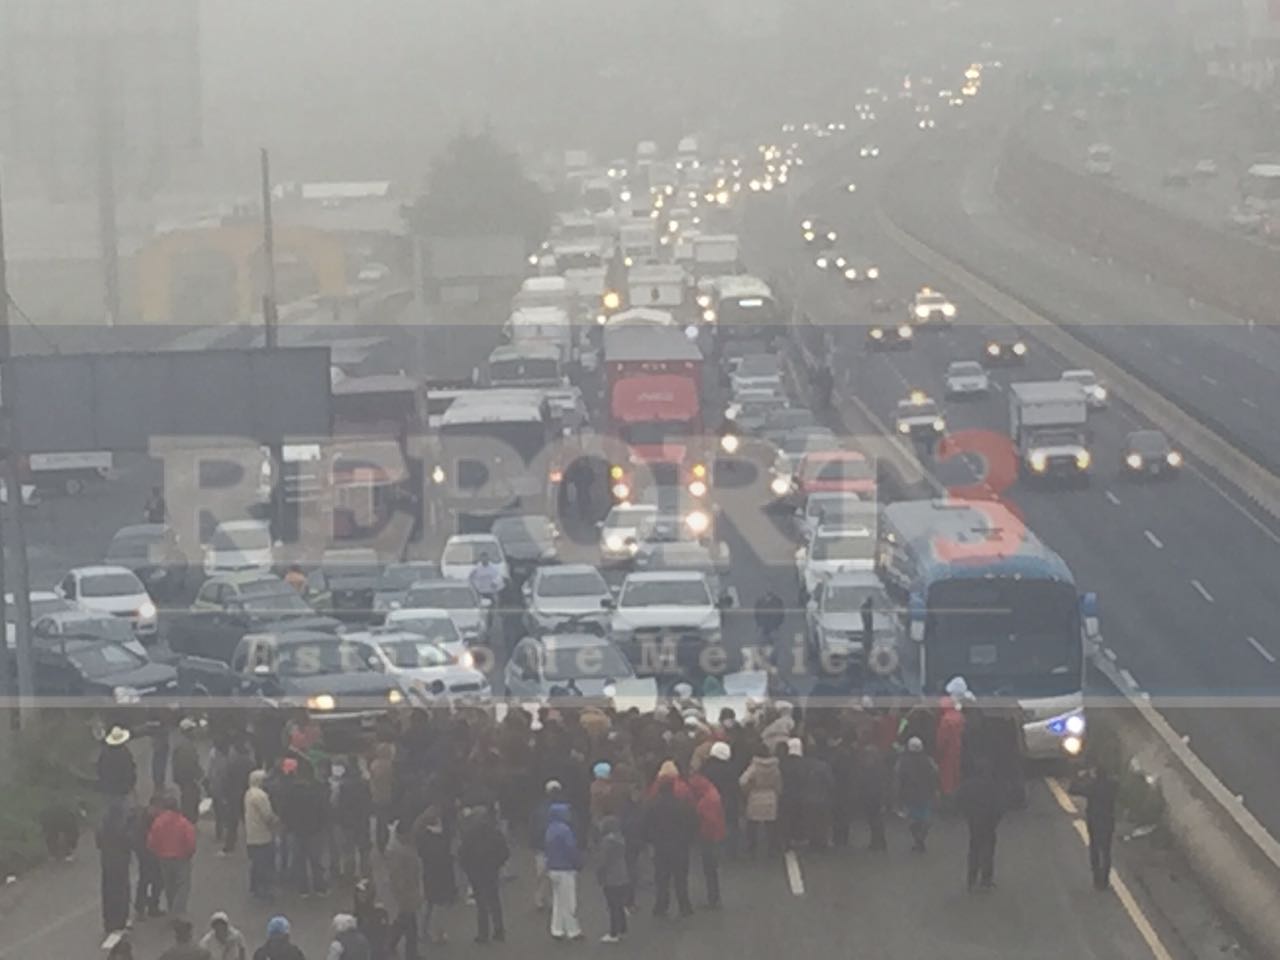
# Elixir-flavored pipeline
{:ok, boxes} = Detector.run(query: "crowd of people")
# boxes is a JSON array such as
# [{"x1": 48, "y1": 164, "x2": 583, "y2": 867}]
[{"x1": 85, "y1": 679, "x2": 1119, "y2": 959}]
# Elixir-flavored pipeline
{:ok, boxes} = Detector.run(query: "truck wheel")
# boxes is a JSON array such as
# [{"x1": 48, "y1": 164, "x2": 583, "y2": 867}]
[{"x1": 63, "y1": 477, "x2": 85, "y2": 496}]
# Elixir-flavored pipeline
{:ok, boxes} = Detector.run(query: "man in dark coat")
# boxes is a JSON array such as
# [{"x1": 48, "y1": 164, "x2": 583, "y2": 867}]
[
  {"x1": 97, "y1": 796, "x2": 134, "y2": 935},
  {"x1": 852, "y1": 736, "x2": 891, "y2": 851},
  {"x1": 98, "y1": 728, "x2": 138, "y2": 797},
  {"x1": 958, "y1": 763, "x2": 1005, "y2": 891},
  {"x1": 643, "y1": 778, "x2": 697, "y2": 918},
  {"x1": 458, "y1": 806, "x2": 510, "y2": 943},
  {"x1": 1071, "y1": 764, "x2": 1120, "y2": 890},
  {"x1": 701, "y1": 742, "x2": 741, "y2": 857},
  {"x1": 283, "y1": 763, "x2": 329, "y2": 896}
]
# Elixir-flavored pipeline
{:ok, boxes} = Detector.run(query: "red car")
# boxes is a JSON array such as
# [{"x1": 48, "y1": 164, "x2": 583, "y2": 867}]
[{"x1": 793, "y1": 450, "x2": 877, "y2": 501}]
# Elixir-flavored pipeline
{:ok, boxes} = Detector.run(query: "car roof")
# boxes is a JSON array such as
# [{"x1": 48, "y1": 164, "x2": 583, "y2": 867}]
[
  {"x1": 445, "y1": 534, "x2": 500, "y2": 545},
  {"x1": 1061, "y1": 369, "x2": 1095, "y2": 378},
  {"x1": 530, "y1": 633, "x2": 619, "y2": 652},
  {"x1": 816, "y1": 524, "x2": 874, "y2": 539},
  {"x1": 948, "y1": 360, "x2": 983, "y2": 369},
  {"x1": 215, "y1": 519, "x2": 270, "y2": 532},
  {"x1": 387, "y1": 607, "x2": 453, "y2": 621},
  {"x1": 58, "y1": 636, "x2": 138, "y2": 656},
  {"x1": 69, "y1": 565, "x2": 137, "y2": 578},
  {"x1": 348, "y1": 629, "x2": 440, "y2": 645},
  {"x1": 267, "y1": 630, "x2": 355, "y2": 647},
  {"x1": 538, "y1": 563, "x2": 601, "y2": 578},
  {"x1": 208, "y1": 571, "x2": 287, "y2": 587},
  {"x1": 622, "y1": 570, "x2": 709, "y2": 583},
  {"x1": 823, "y1": 571, "x2": 886, "y2": 589},
  {"x1": 111, "y1": 524, "x2": 169, "y2": 539}
]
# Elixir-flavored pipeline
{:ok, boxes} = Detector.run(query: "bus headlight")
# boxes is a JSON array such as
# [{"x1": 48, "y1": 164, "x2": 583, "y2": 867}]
[
  {"x1": 1167, "y1": 451, "x2": 1183, "y2": 467},
  {"x1": 897, "y1": 422, "x2": 911, "y2": 434},
  {"x1": 603, "y1": 291, "x2": 621, "y2": 311},
  {"x1": 1012, "y1": 342, "x2": 1027, "y2": 356},
  {"x1": 720, "y1": 434, "x2": 740, "y2": 454},
  {"x1": 685, "y1": 509, "x2": 711, "y2": 535},
  {"x1": 1076, "y1": 450, "x2": 1092, "y2": 469},
  {"x1": 688, "y1": 479, "x2": 708, "y2": 498},
  {"x1": 1030, "y1": 452, "x2": 1048, "y2": 472},
  {"x1": 611, "y1": 482, "x2": 630, "y2": 501},
  {"x1": 306, "y1": 694, "x2": 336, "y2": 712},
  {"x1": 941, "y1": 303, "x2": 957, "y2": 317}
]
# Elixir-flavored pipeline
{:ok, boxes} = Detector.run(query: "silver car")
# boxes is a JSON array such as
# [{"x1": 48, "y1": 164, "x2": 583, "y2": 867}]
[
  {"x1": 523, "y1": 564, "x2": 612, "y2": 634},
  {"x1": 805, "y1": 572, "x2": 897, "y2": 661}
]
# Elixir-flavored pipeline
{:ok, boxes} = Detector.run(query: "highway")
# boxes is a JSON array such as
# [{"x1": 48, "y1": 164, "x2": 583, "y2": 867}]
[{"x1": 727, "y1": 78, "x2": 1280, "y2": 841}]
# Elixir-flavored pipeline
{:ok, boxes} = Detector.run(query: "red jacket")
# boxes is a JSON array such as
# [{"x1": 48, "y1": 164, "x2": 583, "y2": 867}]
[
  {"x1": 645, "y1": 774, "x2": 693, "y2": 805},
  {"x1": 147, "y1": 809, "x2": 196, "y2": 861},
  {"x1": 688, "y1": 774, "x2": 726, "y2": 843}
]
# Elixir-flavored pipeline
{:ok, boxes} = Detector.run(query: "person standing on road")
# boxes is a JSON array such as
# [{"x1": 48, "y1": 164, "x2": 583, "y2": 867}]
[
  {"x1": 544, "y1": 801, "x2": 584, "y2": 940},
  {"x1": 98, "y1": 726, "x2": 138, "y2": 797},
  {"x1": 285, "y1": 761, "x2": 330, "y2": 897},
  {"x1": 326, "y1": 913, "x2": 372, "y2": 960},
  {"x1": 335, "y1": 757, "x2": 374, "y2": 881},
  {"x1": 644, "y1": 777, "x2": 697, "y2": 918},
  {"x1": 701, "y1": 742, "x2": 740, "y2": 859},
  {"x1": 595, "y1": 815, "x2": 630, "y2": 942},
  {"x1": 144, "y1": 485, "x2": 167, "y2": 524},
  {"x1": 369, "y1": 740, "x2": 397, "y2": 856},
  {"x1": 958, "y1": 762, "x2": 1005, "y2": 891},
  {"x1": 97, "y1": 795, "x2": 134, "y2": 936},
  {"x1": 895, "y1": 737, "x2": 939, "y2": 853},
  {"x1": 852, "y1": 735, "x2": 891, "y2": 852},
  {"x1": 200, "y1": 912, "x2": 248, "y2": 960},
  {"x1": 147, "y1": 791, "x2": 197, "y2": 916},
  {"x1": 753, "y1": 589, "x2": 785, "y2": 644},
  {"x1": 134, "y1": 793, "x2": 164, "y2": 920},
  {"x1": 385, "y1": 821, "x2": 423, "y2": 960},
  {"x1": 738, "y1": 744, "x2": 782, "y2": 857},
  {"x1": 688, "y1": 771, "x2": 726, "y2": 908},
  {"x1": 244, "y1": 770, "x2": 279, "y2": 901},
  {"x1": 172, "y1": 717, "x2": 204, "y2": 827},
  {"x1": 1071, "y1": 764, "x2": 1120, "y2": 890},
  {"x1": 252, "y1": 916, "x2": 306, "y2": 960},
  {"x1": 458, "y1": 804, "x2": 510, "y2": 943},
  {"x1": 156, "y1": 918, "x2": 213, "y2": 960},
  {"x1": 413, "y1": 807, "x2": 457, "y2": 944}
]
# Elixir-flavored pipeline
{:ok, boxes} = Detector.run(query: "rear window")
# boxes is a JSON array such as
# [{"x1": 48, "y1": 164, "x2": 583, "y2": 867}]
[{"x1": 81, "y1": 572, "x2": 144, "y2": 597}]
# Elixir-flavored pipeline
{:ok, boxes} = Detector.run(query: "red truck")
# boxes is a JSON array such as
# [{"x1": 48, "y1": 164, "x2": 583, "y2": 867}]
[{"x1": 602, "y1": 323, "x2": 708, "y2": 502}]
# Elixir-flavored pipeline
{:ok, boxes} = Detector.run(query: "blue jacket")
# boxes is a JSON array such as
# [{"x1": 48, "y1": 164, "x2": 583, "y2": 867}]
[{"x1": 543, "y1": 803, "x2": 581, "y2": 871}]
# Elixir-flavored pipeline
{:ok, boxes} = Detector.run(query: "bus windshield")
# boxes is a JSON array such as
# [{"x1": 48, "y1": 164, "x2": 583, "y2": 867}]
[{"x1": 925, "y1": 579, "x2": 1081, "y2": 697}]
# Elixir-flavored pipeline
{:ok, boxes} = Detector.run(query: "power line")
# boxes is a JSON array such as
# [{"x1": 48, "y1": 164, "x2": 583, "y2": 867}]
[{"x1": 5, "y1": 293, "x2": 60, "y2": 354}]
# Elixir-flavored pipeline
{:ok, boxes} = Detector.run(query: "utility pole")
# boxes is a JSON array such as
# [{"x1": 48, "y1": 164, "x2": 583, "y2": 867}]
[
  {"x1": 0, "y1": 169, "x2": 36, "y2": 731},
  {"x1": 260, "y1": 148, "x2": 284, "y2": 542}
]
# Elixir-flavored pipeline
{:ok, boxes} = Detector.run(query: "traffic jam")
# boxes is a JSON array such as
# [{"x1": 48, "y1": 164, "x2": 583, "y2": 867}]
[{"x1": 7, "y1": 70, "x2": 1122, "y2": 766}]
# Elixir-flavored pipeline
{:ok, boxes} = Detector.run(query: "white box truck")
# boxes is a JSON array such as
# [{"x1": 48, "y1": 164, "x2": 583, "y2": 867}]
[
  {"x1": 1009, "y1": 381, "x2": 1091, "y2": 483},
  {"x1": 692, "y1": 234, "x2": 740, "y2": 278}
]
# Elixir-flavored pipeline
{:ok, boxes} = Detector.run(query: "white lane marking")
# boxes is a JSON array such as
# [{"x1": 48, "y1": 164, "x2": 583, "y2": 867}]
[
  {"x1": 1168, "y1": 355, "x2": 1184, "y2": 367},
  {"x1": 784, "y1": 849, "x2": 805, "y2": 896},
  {"x1": 1246, "y1": 636, "x2": 1277, "y2": 664},
  {"x1": 990, "y1": 380, "x2": 1004, "y2": 392},
  {"x1": 1102, "y1": 647, "x2": 1118, "y2": 661},
  {"x1": 1191, "y1": 579, "x2": 1215, "y2": 604},
  {"x1": 1105, "y1": 490, "x2": 1121, "y2": 506},
  {"x1": 1242, "y1": 397, "x2": 1259, "y2": 409},
  {"x1": 1184, "y1": 462, "x2": 1280, "y2": 548},
  {"x1": 1119, "y1": 668, "x2": 1139, "y2": 688},
  {"x1": 1143, "y1": 530, "x2": 1164, "y2": 549},
  {"x1": 1200, "y1": 374, "x2": 1219, "y2": 386}
]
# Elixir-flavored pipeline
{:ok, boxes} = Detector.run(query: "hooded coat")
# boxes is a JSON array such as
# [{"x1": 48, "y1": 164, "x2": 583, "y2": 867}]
[
  {"x1": 701, "y1": 754, "x2": 741, "y2": 826},
  {"x1": 244, "y1": 770, "x2": 278, "y2": 846},
  {"x1": 644, "y1": 782, "x2": 699, "y2": 858},
  {"x1": 544, "y1": 803, "x2": 582, "y2": 871},
  {"x1": 595, "y1": 816, "x2": 629, "y2": 888},
  {"x1": 688, "y1": 774, "x2": 727, "y2": 843},
  {"x1": 739, "y1": 756, "x2": 782, "y2": 822}
]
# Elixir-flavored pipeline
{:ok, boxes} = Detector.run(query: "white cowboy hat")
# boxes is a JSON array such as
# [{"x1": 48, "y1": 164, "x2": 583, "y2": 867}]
[{"x1": 104, "y1": 726, "x2": 131, "y2": 746}]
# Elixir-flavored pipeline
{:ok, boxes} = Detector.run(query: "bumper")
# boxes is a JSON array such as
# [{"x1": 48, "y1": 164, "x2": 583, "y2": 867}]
[{"x1": 1022, "y1": 717, "x2": 1086, "y2": 760}]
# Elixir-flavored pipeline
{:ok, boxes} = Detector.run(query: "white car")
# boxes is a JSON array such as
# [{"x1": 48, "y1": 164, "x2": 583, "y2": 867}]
[
  {"x1": 5, "y1": 590, "x2": 73, "y2": 649},
  {"x1": 54, "y1": 566, "x2": 158, "y2": 640},
  {"x1": 598, "y1": 503, "x2": 659, "y2": 564},
  {"x1": 523, "y1": 564, "x2": 612, "y2": 634},
  {"x1": 730, "y1": 355, "x2": 784, "y2": 395},
  {"x1": 796, "y1": 524, "x2": 876, "y2": 598},
  {"x1": 795, "y1": 493, "x2": 870, "y2": 543},
  {"x1": 1060, "y1": 369, "x2": 1108, "y2": 408},
  {"x1": 389, "y1": 581, "x2": 488, "y2": 647},
  {"x1": 910, "y1": 287, "x2": 956, "y2": 325},
  {"x1": 203, "y1": 519, "x2": 275, "y2": 577},
  {"x1": 609, "y1": 570, "x2": 726, "y2": 665},
  {"x1": 944, "y1": 360, "x2": 991, "y2": 398},
  {"x1": 440, "y1": 534, "x2": 509, "y2": 584},
  {"x1": 356, "y1": 628, "x2": 490, "y2": 703}
]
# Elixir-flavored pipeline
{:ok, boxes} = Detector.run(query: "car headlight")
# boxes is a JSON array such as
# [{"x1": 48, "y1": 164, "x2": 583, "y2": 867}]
[
  {"x1": 611, "y1": 480, "x2": 630, "y2": 500},
  {"x1": 844, "y1": 268, "x2": 858, "y2": 280},
  {"x1": 1062, "y1": 735, "x2": 1084, "y2": 756},
  {"x1": 388, "y1": 688, "x2": 405, "y2": 705},
  {"x1": 137, "y1": 601, "x2": 157, "y2": 621},
  {"x1": 770, "y1": 475, "x2": 793, "y2": 496},
  {"x1": 897, "y1": 422, "x2": 911, "y2": 434},
  {"x1": 933, "y1": 418, "x2": 946, "y2": 432},
  {"x1": 1167, "y1": 450, "x2": 1183, "y2": 467},
  {"x1": 113, "y1": 686, "x2": 141, "y2": 705},
  {"x1": 1076, "y1": 450, "x2": 1092, "y2": 469},
  {"x1": 688, "y1": 479, "x2": 708, "y2": 498},
  {"x1": 1126, "y1": 453, "x2": 1143, "y2": 470},
  {"x1": 702, "y1": 308, "x2": 716, "y2": 323},
  {"x1": 846, "y1": 182, "x2": 857, "y2": 192},
  {"x1": 987, "y1": 343, "x2": 1000, "y2": 356},
  {"x1": 870, "y1": 328, "x2": 884, "y2": 339},
  {"x1": 527, "y1": 254, "x2": 539, "y2": 266},
  {"x1": 915, "y1": 306, "x2": 930, "y2": 318},
  {"x1": 1030, "y1": 452, "x2": 1048, "y2": 472},
  {"x1": 866, "y1": 267, "x2": 879, "y2": 279},
  {"x1": 720, "y1": 434, "x2": 740, "y2": 454},
  {"x1": 898, "y1": 325, "x2": 913, "y2": 339},
  {"x1": 941, "y1": 303, "x2": 957, "y2": 317},
  {"x1": 803, "y1": 231, "x2": 816, "y2": 242},
  {"x1": 685, "y1": 509, "x2": 711, "y2": 535},
  {"x1": 306, "y1": 694, "x2": 336, "y2": 712},
  {"x1": 815, "y1": 257, "x2": 829, "y2": 269},
  {"x1": 697, "y1": 293, "x2": 712, "y2": 308},
  {"x1": 1012, "y1": 342, "x2": 1027, "y2": 356},
  {"x1": 1094, "y1": 387, "x2": 1107, "y2": 401},
  {"x1": 801, "y1": 219, "x2": 813, "y2": 230},
  {"x1": 835, "y1": 257, "x2": 847, "y2": 269},
  {"x1": 826, "y1": 231, "x2": 837, "y2": 242},
  {"x1": 1065, "y1": 714, "x2": 1086, "y2": 736}
]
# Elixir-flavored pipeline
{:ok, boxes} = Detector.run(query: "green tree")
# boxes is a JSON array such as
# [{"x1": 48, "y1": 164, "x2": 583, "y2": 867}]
[{"x1": 408, "y1": 130, "x2": 550, "y2": 250}]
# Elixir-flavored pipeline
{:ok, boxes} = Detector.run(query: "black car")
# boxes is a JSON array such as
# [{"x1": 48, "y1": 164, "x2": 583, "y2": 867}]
[
  {"x1": 31, "y1": 636, "x2": 180, "y2": 702},
  {"x1": 104, "y1": 524, "x2": 189, "y2": 600},
  {"x1": 373, "y1": 561, "x2": 442, "y2": 618},
  {"x1": 1122, "y1": 430, "x2": 1183, "y2": 479},
  {"x1": 982, "y1": 332, "x2": 1028, "y2": 365},
  {"x1": 866, "y1": 323, "x2": 914, "y2": 351},
  {"x1": 491, "y1": 515, "x2": 559, "y2": 579},
  {"x1": 172, "y1": 585, "x2": 342, "y2": 664},
  {"x1": 308, "y1": 549, "x2": 384, "y2": 622}
]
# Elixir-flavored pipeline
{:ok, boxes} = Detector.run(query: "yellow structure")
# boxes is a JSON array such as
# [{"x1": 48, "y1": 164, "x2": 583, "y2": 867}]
[{"x1": 136, "y1": 224, "x2": 347, "y2": 324}]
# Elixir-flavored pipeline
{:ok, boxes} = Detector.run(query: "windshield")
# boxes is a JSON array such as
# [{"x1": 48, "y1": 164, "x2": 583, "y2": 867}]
[
  {"x1": 489, "y1": 357, "x2": 559, "y2": 384},
  {"x1": 276, "y1": 641, "x2": 378, "y2": 677},
  {"x1": 404, "y1": 584, "x2": 477, "y2": 609},
  {"x1": 70, "y1": 643, "x2": 148, "y2": 678},
  {"x1": 812, "y1": 533, "x2": 875, "y2": 561},
  {"x1": 81, "y1": 572, "x2": 144, "y2": 597},
  {"x1": 493, "y1": 517, "x2": 553, "y2": 546},
  {"x1": 443, "y1": 541, "x2": 500, "y2": 565},
  {"x1": 620, "y1": 578, "x2": 712, "y2": 607},
  {"x1": 241, "y1": 592, "x2": 312, "y2": 614},
  {"x1": 808, "y1": 496, "x2": 861, "y2": 518},
  {"x1": 379, "y1": 640, "x2": 455, "y2": 669},
  {"x1": 441, "y1": 420, "x2": 548, "y2": 466},
  {"x1": 736, "y1": 356, "x2": 779, "y2": 376},
  {"x1": 1062, "y1": 371, "x2": 1096, "y2": 386},
  {"x1": 949, "y1": 362, "x2": 983, "y2": 376},
  {"x1": 926, "y1": 579, "x2": 1082, "y2": 697},
  {"x1": 606, "y1": 507, "x2": 656, "y2": 529},
  {"x1": 106, "y1": 535, "x2": 162, "y2": 561},
  {"x1": 389, "y1": 617, "x2": 462, "y2": 646},
  {"x1": 620, "y1": 421, "x2": 693, "y2": 445},
  {"x1": 824, "y1": 584, "x2": 887, "y2": 613},
  {"x1": 210, "y1": 526, "x2": 270, "y2": 552},
  {"x1": 898, "y1": 400, "x2": 938, "y2": 417},
  {"x1": 918, "y1": 293, "x2": 947, "y2": 305},
  {"x1": 379, "y1": 564, "x2": 439, "y2": 590},
  {"x1": 538, "y1": 571, "x2": 608, "y2": 598},
  {"x1": 64, "y1": 617, "x2": 137, "y2": 643},
  {"x1": 1129, "y1": 432, "x2": 1169, "y2": 453},
  {"x1": 544, "y1": 644, "x2": 632, "y2": 681},
  {"x1": 809, "y1": 457, "x2": 873, "y2": 482}
]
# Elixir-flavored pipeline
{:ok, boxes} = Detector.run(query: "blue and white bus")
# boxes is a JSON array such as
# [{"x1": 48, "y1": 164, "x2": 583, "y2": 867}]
[{"x1": 877, "y1": 498, "x2": 1098, "y2": 758}]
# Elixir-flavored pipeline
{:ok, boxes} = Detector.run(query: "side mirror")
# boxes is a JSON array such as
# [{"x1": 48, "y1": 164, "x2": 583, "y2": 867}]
[
  {"x1": 594, "y1": 520, "x2": 605, "y2": 530},
  {"x1": 806, "y1": 599, "x2": 818, "y2": 614},
  {"x1": 600, "y1": 597, "x2": 616, "y2": 610},
  {"x1": 718, "y1": 593, "x2": 734, "y2": 610},
  {"x1": 479, "y1": 597, "x2": 493, "y2": 609},
  {"x1": 1080, "y1": 591, "x2": 1100, "y2": 640},
  {"x1": 521, "y1": 581, "x2": 533, "y2": 598}
]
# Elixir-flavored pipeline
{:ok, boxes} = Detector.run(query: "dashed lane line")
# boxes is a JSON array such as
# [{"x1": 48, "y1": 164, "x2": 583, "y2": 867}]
[
  {"x1": 1242, "y1": 397, "x2": 1259, "y2": 409},
  {"x1": 1105, "y1": 490, "x2": 1121, "y2": 506},
  {"x1": 1143, "y1": 530, "x2": 1164, "y2": 549},
  {"x1": 1246, "y1": 636, "x2": 1277, "y2": 664},
  {"x1": 1190, "y1": 579, "x2": 1215, "y2": 604},
  {"x1": 1200, "y1": 374, "x2": 1219, "y2": 386},
  {"x1": 784, "y1": 849, "x2": 806, "y2": 896},
  {"x1": 1045, "y1": 778, "x2": 1175, "y2": 960},
  {"x1": 1120, "y1": 668, "x2": 1139, "y2": 689}
]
